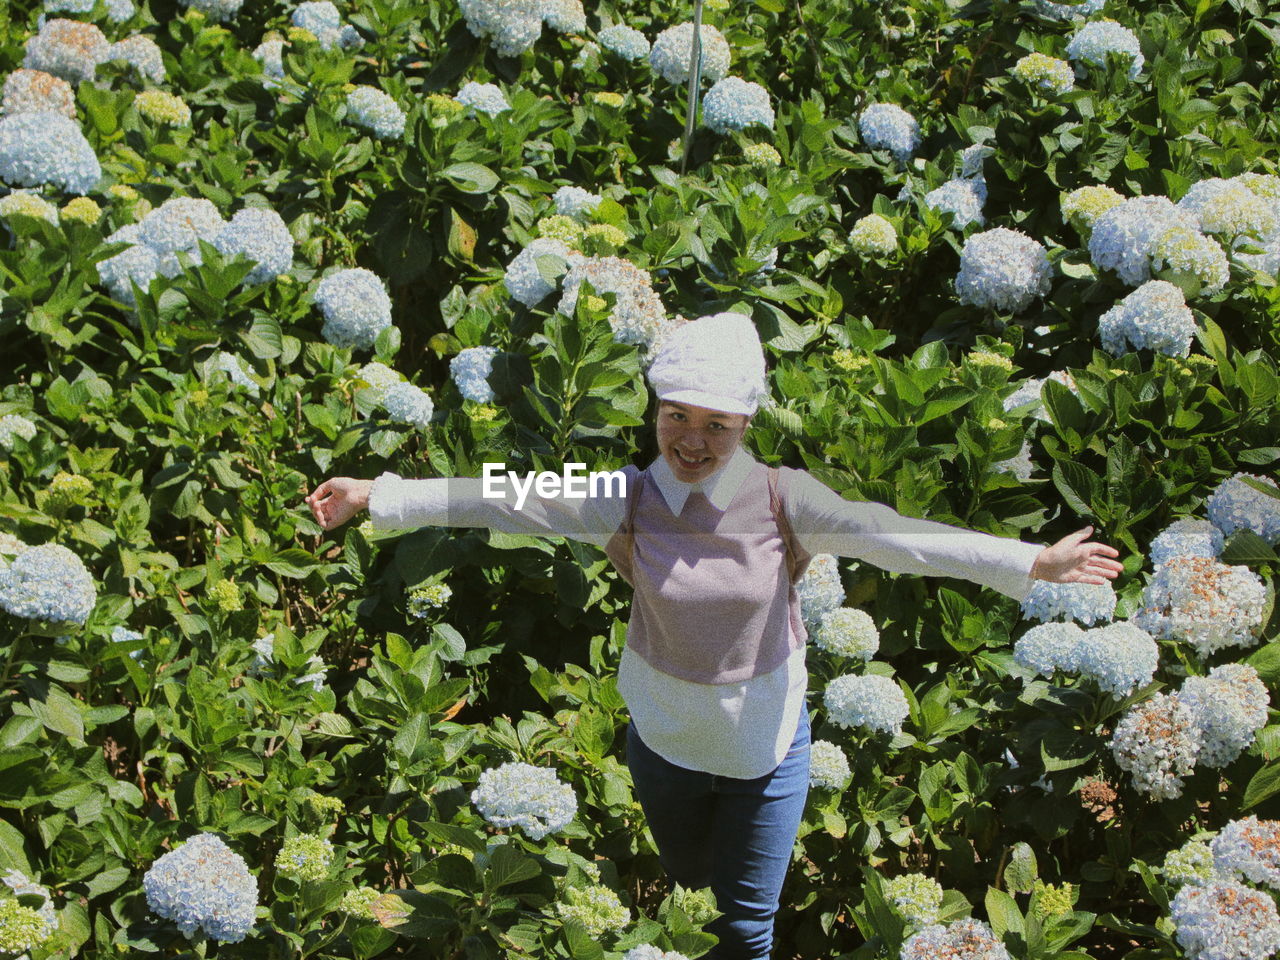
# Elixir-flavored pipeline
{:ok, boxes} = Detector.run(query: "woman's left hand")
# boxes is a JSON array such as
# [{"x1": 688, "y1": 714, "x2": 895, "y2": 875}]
[{"x1": 1031, "y1": 525, "x2": 1124, "y2": 584}]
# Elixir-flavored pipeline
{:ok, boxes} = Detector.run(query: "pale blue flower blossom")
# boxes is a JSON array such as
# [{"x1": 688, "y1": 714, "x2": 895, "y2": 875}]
[
  {"x1": 505, "y1": 237, "x2": 575, "y2": 306},
  {"x1": 1110, "y1": 691, "x2": 1202, "y2": 799},
  {"x1": 1206, "y1": 472, "x2": 1280, "y2": 545},
  {"x1": 138, "y1": 197, "x2": 226, "y2": 277},
  {"x1": 924, "y1": 178, "x2": 986, "y2": 228},
  {"x1": 813, "y1": 607, "x2": 879, "y2": 660},
  {"x1": 98, "y1": 224, "x2": 159, "y2": 307},
  {"x1": 111, "y1": 625, "x2": 145, "y2": 660},
  {"x1": 291, "y1": 2, "x2": 361, "y2": 49},
  {"x1": 884, "y1": 873, "x2": 944, "y2": 928},
  {"x1": 23, "y1": 18, "x2": 110, "y2": 83},
  {"x1": 1088, "y1": 196, "x2": 1199, "y2": 285},
  {"x1": 598, "y1": 24, "x2": 649, "y2": 60},
  {"x1": 1150, "y1": 518, "x2": 1224, "y2": 568},
  {"x1": 458, "y1": 0, "x2": 543, "y2": 57},
  {"x1": 470, "y1": 761, "x2": 577, "y2": 839},
  {"x1": 543, "y1": 0, "x2": 585, "y2": 34},
  {"x1": 1066, "y1": 20, "x2": 1144, "y2": 80},
  {"x1": 1170, "y1": 878, "x2": 1280, "y2": 960},
  {"x1": 253, "y1": 39, "x2": 286, "y2": 86},
  {"x1": 450, "y1": 346, "x2": 499, "y2": 403},
  {"x1": 179, "y1": 0, "x2": 244, "y2": 22},
  {"x1": 823, "y1": 673, "x2": 909, "y2": 735},
  {"x1": 1097, "y1": 280, "x2": 1196, "y2": 358},
  {"x1": 1035, "y1": 0, "x2": 1106, "y2": 19},
  {"x1": 1163, "y1": 839, "x2": 1217, "y2": 886},
  {"x1": 0, "y1": 542, "x2": 96, "y2": 628},
  {"x1": 0, "y1": 414, "x2": 38, "y2": 451},
  {"x1": 108, "y1": 35, "x2": 165, "y2": 82},
  {"x1": 796, "y1": 554, "x2": 844, "y2": 628},
  {"x1": 1073, "y1": 621, "x2": 1159, "y2": 698},
  {"x1": 553, "y1": 185, "x2": 602, "y2": 220},
  {"x1": 648, "y1": 22, "x2": 730, "y2": 84},
  {"x1": 1013, "y1": 620, "x2": 1088, "y2": 676},
  {"x1": 702, "y1": 77, "x2": 774, "y2": 134},
  {"x1": 1210, "y1": 817, "x2": 1280, "y2": 889},
  {"x1": 955, "y1": 227, "x2": 1053, "y2": 313},
  {"x1": 1019, "y1": 577, "x2": 1116, "y2": 626},
  {"x1": 858, "y1": 103, "x2": 919, "y2": 163},
  {"x1": 902, "y1": 920, "x2": 1011, "y2": 960},
  {"x1": 1181, "y1": 664, "x2": 1269, "y2": 769},
  {"x1": 143, "y1": 833, "x2": 258, "y2": 942},
  {"x1": 382, "y1": 380, "x2": 434, "y2": 429},
  {"x1": 314, "y1": 267, "x2": 393, "y2": 350},
  {"x1": 345, "y1": 85, "x2": 405, "y2": 139},
  {"x1": 0, "y1": 111, "x2": 100, "y2": 195},
  {"x1": 211, "y1": 207, "x2": 293, "y2": 285},
  {"x1": 456, "y1": 81, "x2": 510, "y2": 117}
]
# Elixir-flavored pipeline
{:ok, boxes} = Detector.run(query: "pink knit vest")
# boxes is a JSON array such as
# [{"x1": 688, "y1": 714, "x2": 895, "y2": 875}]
[{"x1": 604, "y1": 460, "x2": 813, "y2": 684}]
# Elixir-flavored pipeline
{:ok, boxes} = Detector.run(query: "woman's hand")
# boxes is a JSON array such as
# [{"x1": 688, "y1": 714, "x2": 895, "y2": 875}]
[
  {"x1": 1030, "y1": 525, "x2": 1124, "y2": 584},
  {"x1": 304, "y1": 477, "x2": 374, "y2": 531}
]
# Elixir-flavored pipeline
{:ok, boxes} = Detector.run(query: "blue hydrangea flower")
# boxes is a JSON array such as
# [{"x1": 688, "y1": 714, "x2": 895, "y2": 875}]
[
  {"x1": 111, "y1": 625, "x2": 145, "y2": 660},
  {"x1": 456, "y1": 81, "x2": 510, "y2": 117},
  {"x1": 648, "y1": 22, "x2": 730, "y2": 84},
  {"x1": 458, "y1": 0, "x2": 543, "y2": 57},
  {"x1": 553, "y1": 185, "x2": 602, "y2": 220},
  {"x1": 542, "y1": 0, "x2": 585, "y2": 34},
  {"x1": 1019, "y1": 577, "x2": 1116, "y2": 626},
  {"x1": 1182, "y1": 664, "x2": 1269, "y2": 769},
  {"x1": 0, "y1": 111, "x2": 100, "y2": 195},
  {"x1": 1013, "y1": 620, "x2": 1088, "y2": 676},
  {"x1": 1150, "y1": 518, "x2": 1224, "y2": 568},
  {"x1": 382, "y1": 380, "x2": 435, "y2": 429},
  {"x1": 1170, "y1": 878, "x2": 1280, "y2": 960},
  {"x1": 1206, "y1": 472, "x2": 1280, "y2": 545},
  {"x1": 211, "y1": 207, "x2": 293, "y2": 285},
  {"x1": 903, "y1": 920, "x2": 1010, "y2": 960},
  {"x1": 598, "y1": 24, "x2": 649, "y2": 60},
  {"x1": 1088, "y1": 196, "x2": 1200, "y2": 286},
  {"x1": 858, "y1": 103, "x2": 919, "y2": 163},
  {"x1": 954, "y1": 227, "x2": 1053, "y2": 313},
  {"x1": 1066, "y1": 20, "x2": 1144, "y2": 80},
  {"x1": 1150, "y1": 225, "x2": 1228, "y2": 296},
  {"x1": 0, "y1": 542, "x2": 96, "y2": 629},
  {"x1": 291, "y1": 1, "x2": 361, "y2": 49},
  {"x1": 143, "y1": 833, "x2": 258, "y2": 942},
  {"x1": 1073, "y1": 621, "x2": 1159, "y2": 698},
  {"x1": 924, "y1": 178, "x2": 986, "y2": 228},
  {"x1": 504, "y1": 237, "x2": 576, "y2": 306},
  {"x1": 1035, "y1": 0, "x2": 1106, "y2": 19},
  {"x1": 450, "y1": 346, "x2": 499, "y2": 403},
  {"x1": 1097, "y1": 280, "x2": 1196, "y2": 358},
  {"x1": 470, "y1": 761, "x2": 577, "y2": 840},
  {"x1": 23, "y1": 19, "x2": 110, "y2": 84},
  {"x1": 179, "y1": 0, "x2": 244, "y2": 22},
  {"x1": 97, "y1": 224, "x2": 159, "y2": 307},
  {"x1": 558, "y1": 256, "x2": 674, "y2": 350},
  {"x1": 107, "y1": 35, "x2": 165, "y2": 82},
  {"x1": 314, "y1": 267, "x2": 393, "y2": 350},
  {"x1": 1177, "y1": 177, "x2": 1279, "y2": 239},
  {"x1": 958, "y1": 143, "x2": 994, "y2": 178},
  {"x1": 252, "y1": 38, "x2": 286, "y2": 86},
  {"x1": 2, "y1": 69, "x2": 76, "y2": 118},
  {"x1": 702, "y1": 77, "x2": 774, "y2": 134},
  {"x1": 823, "y1": 673, "x2": 909, "y2": 736},
  {"x1": 1210, "y1": 816, "x2": 1280, "y2": 889},
  {"x1": 137, "y1": 197, "x2": 226, "y2": 277},
  {"x1": 345, "y1": 85, "x2": 405, "y2": 139}
]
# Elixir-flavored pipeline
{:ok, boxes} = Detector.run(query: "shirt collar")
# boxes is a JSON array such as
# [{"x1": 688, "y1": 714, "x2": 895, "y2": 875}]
[{"x1": 647, "y1": 446, "x2": 754, "y2": 515}]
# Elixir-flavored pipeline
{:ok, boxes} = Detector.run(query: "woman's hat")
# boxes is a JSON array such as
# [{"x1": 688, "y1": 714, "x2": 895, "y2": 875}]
[{"x1": 646, "y1": 312, "x2": 768, "y2": 416}]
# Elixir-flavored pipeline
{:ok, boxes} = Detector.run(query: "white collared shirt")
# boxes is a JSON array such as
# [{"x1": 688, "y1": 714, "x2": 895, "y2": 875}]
[{"x1": 367, "y1": 452, "x2": 1043, "y2": 778}]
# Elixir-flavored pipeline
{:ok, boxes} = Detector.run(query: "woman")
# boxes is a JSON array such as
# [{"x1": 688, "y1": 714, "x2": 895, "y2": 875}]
[{"x1": 304, "y1": 312, "x2": 1122, "y2": 960}]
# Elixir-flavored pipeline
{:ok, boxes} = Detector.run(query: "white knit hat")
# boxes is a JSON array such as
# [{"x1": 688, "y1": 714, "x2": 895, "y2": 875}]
[{"x1": 646, "y1": 312, "x2": 768, "y2": 415}]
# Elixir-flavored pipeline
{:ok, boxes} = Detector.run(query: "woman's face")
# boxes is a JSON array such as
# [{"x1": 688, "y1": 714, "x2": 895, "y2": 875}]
[{"x1": 655, "y1": 400, "x2": 751, "y2": 483}]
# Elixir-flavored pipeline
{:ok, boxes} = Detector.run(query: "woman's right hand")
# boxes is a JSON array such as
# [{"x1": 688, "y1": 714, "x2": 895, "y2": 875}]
[{"x1": 304, "y1": 477, "x2": 374, "y2": 531}]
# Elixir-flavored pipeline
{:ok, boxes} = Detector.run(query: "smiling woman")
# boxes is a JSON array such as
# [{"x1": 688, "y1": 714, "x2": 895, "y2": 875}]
[{"x1": 303, "y1": 311, "x2": 1123, "y2": 960}]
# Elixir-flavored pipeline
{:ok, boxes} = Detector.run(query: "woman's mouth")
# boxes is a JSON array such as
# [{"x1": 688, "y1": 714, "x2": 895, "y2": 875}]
[{"x1": 674, "y1": 449, "x2": 711, "y2": 469}]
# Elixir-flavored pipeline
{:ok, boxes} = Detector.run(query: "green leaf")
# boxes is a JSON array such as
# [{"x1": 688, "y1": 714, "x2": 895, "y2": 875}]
[
  {"x1": 0, "y1": 819, "x2": 31, "y2": 874},
  {"x1": 485, "y1": 842, "x2": 540, "y2": 889},
  {"x1": 1243, "y1": 762, "x2": 1280, "y2": 809},
  {"x1": 985, "y1": 887, "x2": 1024, "y2": 939},
  {"x1": 442, "y1": 162, "x2": 499, "y2": 194},
  {"x1": 31, "y1": 684, "x2": 85, "y2": 742}
]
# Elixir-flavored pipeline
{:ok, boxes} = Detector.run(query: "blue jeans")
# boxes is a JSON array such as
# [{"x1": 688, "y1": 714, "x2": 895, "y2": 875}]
[{"x1": 625, "y1": 709, "x2": 811, "y2": 960}]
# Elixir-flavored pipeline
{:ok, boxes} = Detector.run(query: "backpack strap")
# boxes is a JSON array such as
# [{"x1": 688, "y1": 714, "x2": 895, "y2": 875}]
[
  {"x1": 767, "y1": 467, "x2": 809, "y2": 583},
  {"x1": 623, "y1": 467, "x2": 646, "y2": 560}
]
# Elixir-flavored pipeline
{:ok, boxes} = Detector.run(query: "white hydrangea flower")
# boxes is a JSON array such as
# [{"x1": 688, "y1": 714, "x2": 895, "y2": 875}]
[
  {"x1": 2, "y1": 69, "x2": 76, "y2": 117},
  {"x1": 450, "y1": 346, "x2": 499, "y2": 403},
  {"x1": 542, "y1": 0, "x2": 585, "y2": 34},
  {"x1": 883, "y1": 873, "x2": 943, "y2": 928},
  {"x1": 1110, "y1": 692, "x2": 1202, "y2": 799},
  {"x1": 1066, "y1": 20, "x2": 1144, "y2": 80},
  {"x1": 648, "y1": 22, "x2": 730, "y2": 85},
  {"x1": 858, "y1": 103, "x2": 919, "y2": 163},
  {"x1": 458, "y1": 0, "x2": 543, "y2": 57},
  {"x1": 178, "y1": 0, "x2": 244, "y2": 22},
  {"x1": 848, "y1": 214, "x2": 897, "y2": 255},
  {"x1": 1013, "y1": 620, "x2": 1088, "y2": 676},
  {"x1": 1150, "y1": 226, "x2": 1228, "y2": 296},
  {"x1": 1163, "y1": 839, "x2": 1217, "y2": 887},
  {"x1": 142, "y1": 833, "x2": 258, "y2": 942},
  {"x1": 1035, "y1": 0, "x2": 1105, "y2": 18},
  {"x1": 382, "y1": 380, "x2": 434, "y2": 430},
  {"x1": 211, "y1": 207, "x2": 293, "y2": 285},
  {"x1": 1211, "y1": 817, "x2": 1280, "y2": 890},
  {"x1": 108, "y1": 35, "x2": 165, "y2": 83},
  {"x1": 345, "y1": 85, "x2": 406, "y2": 140},
  {"x1": 702, "y1": 77, "x2": 774, "y2": 134},
  {"x1": 1088, "y1": 196, "x2": 1200, "y2": 286},
  {"x1": 470, "y1": 761, "x2": 577, "y2": 840},
  {"x1": 1011, "y1": 52, "x2": 1075, "y2": 94},
  {"x1": 1170, "y1": 878, "x2": 1280, "y2": 960},
  {"x1": 504, "y1": 237, "x2": 576, "y2": 306},
  {"x1": 456, "y1": 81, "x2": 511, "y2": 117},
  {"x1": 1150, "y1": 518, "x2": 1224, "y2": 568},
  {"x1": 955, "y1": 227, "x2": 1053, "y2": 314},
  {"x1": 291, "y1": 2, "x2": 361, "y2": 50},
  {"x1": 598, "y1": 24, "x2": 649, "y2": 61},
  {"x1": 823, "y1": 673, "x2": 909, "y2": 736},
  {"x1": 554, "y1": 883, "x2": 631, "y2": 937},
  {"x1": 924, "y1": 178, "x2": 986, "y2": 229},
  {"x1": 0, "y1": 542, "x2": 97, "y2": 628},
  {"x1": 808, "y1": 739, "x2": 851, "y2": 790},
  {"x1": 553, "y1": 185, "x2": 602, "y2": 220},
  {"x1": 796, "y1": 554, "x2": 844, "y2": 628},
  {"x1": 98, "y1": 224, "x2": 159, "y2": 307},
  {"x1": 138, "y1": 197, "x2": 226, "y2": 277},
  {"x1": 23, "y1": 18, "x2": 110, "y2": 84},
  {"x1": 1019, "y1": 577, "x2": 1116, "y2": 626},
  {"x1": 558, "y1": 256, "x2": 675, "y2": 352},
  {"x1": 314, "y1": 267, "x2": 393, "y2": 351},
  {"x1": 813, "y1": 607, "x2": 879, "y2": 660},
  {"x1": 1182, "y1": 664, "x2": 1270, "y2": 768},
  {"x1": 1131, "y1": 554, "x2": 1267, "y2": 657},
  {"x1": 1178, "y1": 177, "x2": 1280, "y2": 240},
  {"x1": 0, "y1": 111, "x2": 101, "y2": 195},
  {"x1": 1098, "y1": 279, "x2": 1197, "y2": 358},
  {"x1": 252, "y1": 38, "x2": 286, "y2": 87},
  {"x1": 902, "y1": 919, "x2": 1011, "y2": 960},
  {"x1": 1073, "y1": 621, "x2": 1159, "y2": 698}
]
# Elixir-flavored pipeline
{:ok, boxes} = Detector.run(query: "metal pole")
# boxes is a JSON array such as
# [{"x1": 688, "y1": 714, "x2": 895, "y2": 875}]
[{"x1": 680, "y1": 0, "x2": 705, "y2": 175}]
